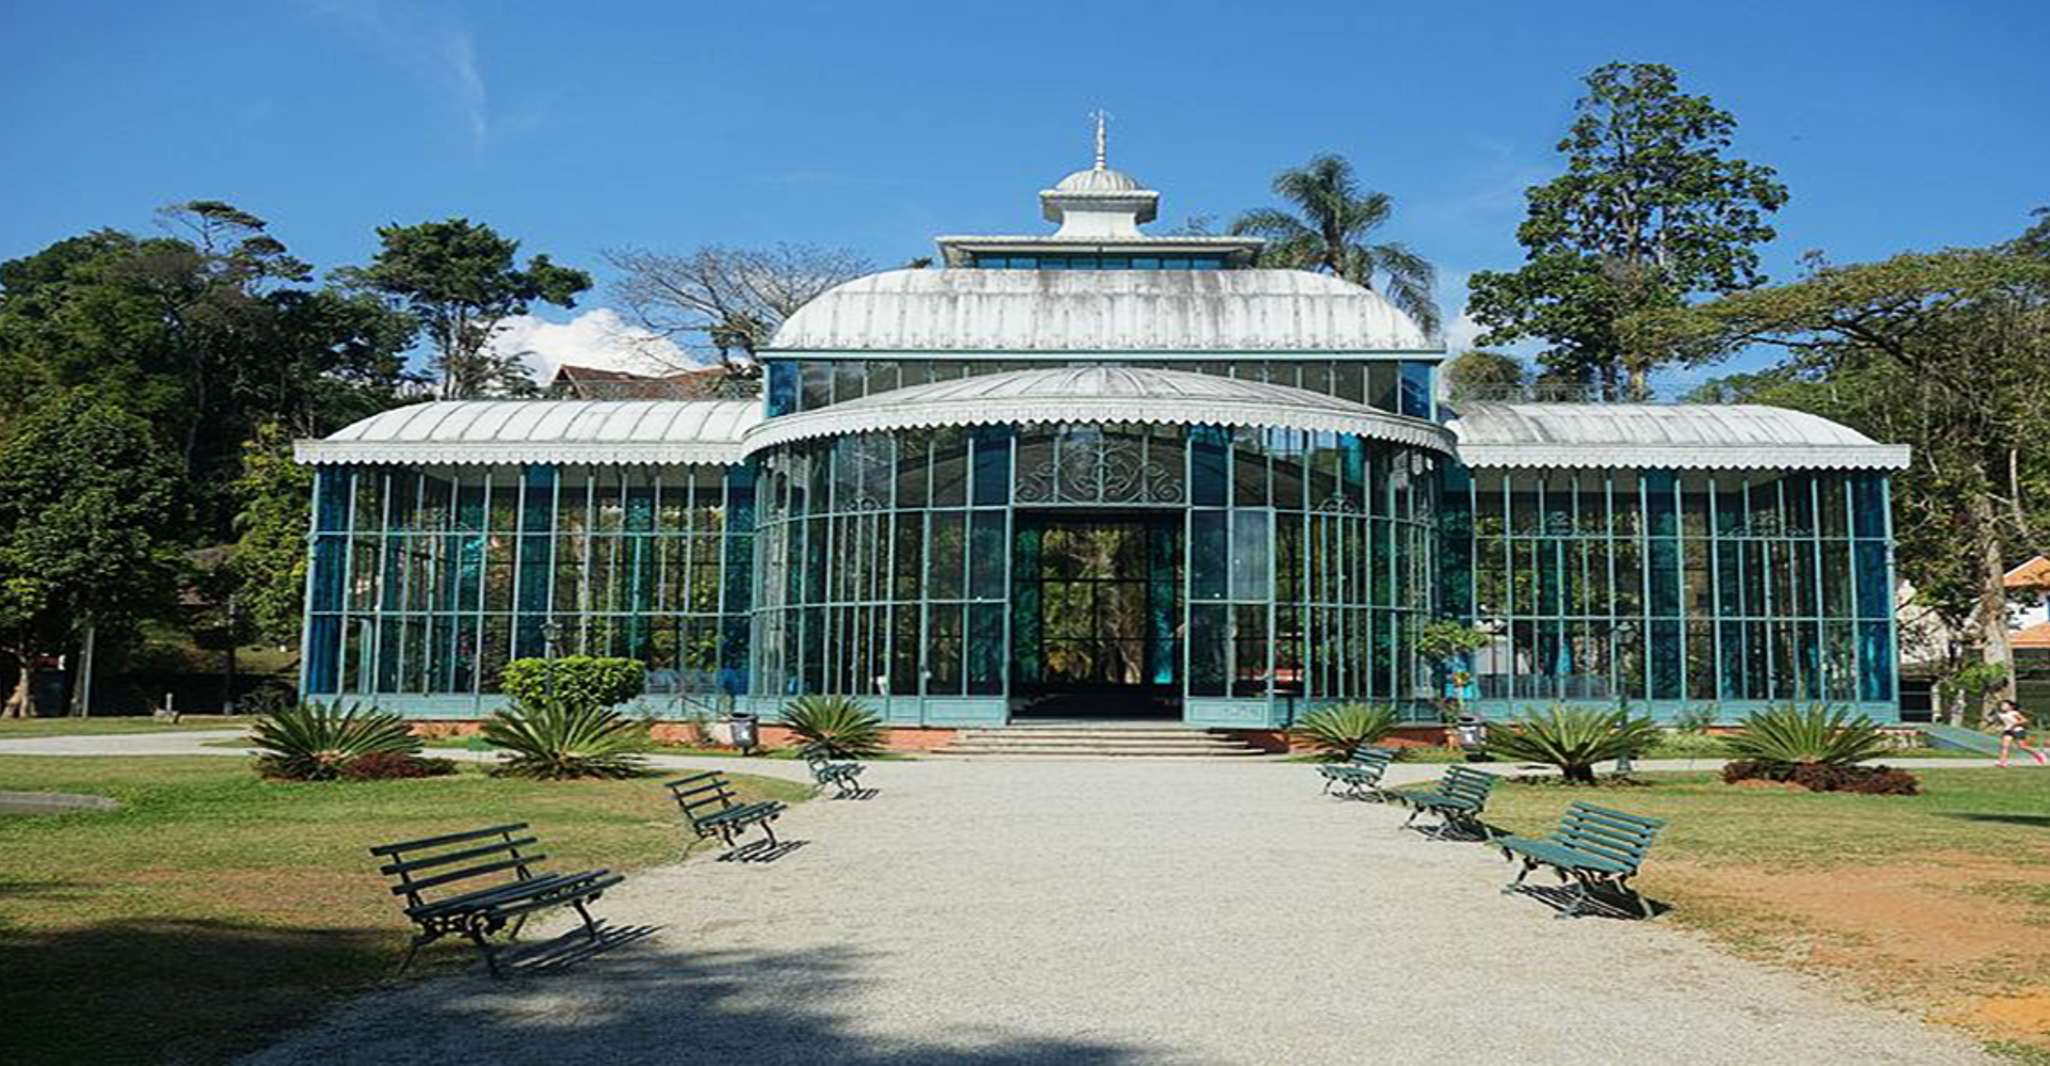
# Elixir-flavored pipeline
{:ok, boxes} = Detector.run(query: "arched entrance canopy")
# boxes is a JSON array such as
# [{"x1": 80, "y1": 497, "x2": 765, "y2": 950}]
[{"x1": 739, "y1": 365, "x2": 1455, "y2": 458}]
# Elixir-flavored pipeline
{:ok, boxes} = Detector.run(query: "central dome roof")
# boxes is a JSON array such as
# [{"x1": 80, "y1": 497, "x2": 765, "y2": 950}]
[
  {"x1": 1053, "y1": 166, "x2": 1145, "y2": 193},
  {"x1": 767, "y1": 268, "x2": 1434, "y2": 353},
  {"x1": 740, "y1": 366, "x2": 1453, "y2": 457}
]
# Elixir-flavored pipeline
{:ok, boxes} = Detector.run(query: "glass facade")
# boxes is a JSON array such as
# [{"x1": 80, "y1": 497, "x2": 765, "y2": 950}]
[
  {"x1": 765, "y1": 358, "x2": 1436, "y2": 420},
  {"x1": 748, "y1": 423, "x2": 1440, "y2": 720},
  {"x1": 303, "y1": 464, "x2": 754, "y2": 703},
  {"x1": 1441, "y1": 467, "x2": 1897, "y2": 714}
]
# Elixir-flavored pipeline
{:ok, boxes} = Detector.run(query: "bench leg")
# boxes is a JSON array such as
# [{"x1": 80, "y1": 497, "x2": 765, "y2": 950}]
[
  {"x1": 396, "y1": 933, "x2": 429, "y2": 977},
  {"x1": 467, "y1": 927, "x2": 504, "y2": 978},
  {"x1": 1502, "y1": 857, "x2": 1538, "y2": 895},
  {"x1": 758, "y1": 817, "x2": 779, "y2": 848},
  {"x1": 1556, "y1": 872, "x2": 1594, "y2": 920},
  {"x1": 572, "y1": 899, "x2": 601, "y2": 941}
]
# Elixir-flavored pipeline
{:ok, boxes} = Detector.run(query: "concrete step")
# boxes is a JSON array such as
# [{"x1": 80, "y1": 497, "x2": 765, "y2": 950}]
[
  {"x1": 936, "y1": 726, "x2": 1269, "y2": 757},
  {"x1": 932, "y1": 744, "x2": 1271, "y2": 757}
]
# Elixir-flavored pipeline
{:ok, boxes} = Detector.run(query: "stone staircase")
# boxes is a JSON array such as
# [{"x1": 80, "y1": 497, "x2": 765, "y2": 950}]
[{"x1": 933, "y1": 722, "x2": 1271, "y2": 758}]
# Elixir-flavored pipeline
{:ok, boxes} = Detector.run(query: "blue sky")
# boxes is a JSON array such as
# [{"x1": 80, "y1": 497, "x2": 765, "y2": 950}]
[{"x1": 4, "y1": 0, "x2": 2044, "y2": 389}]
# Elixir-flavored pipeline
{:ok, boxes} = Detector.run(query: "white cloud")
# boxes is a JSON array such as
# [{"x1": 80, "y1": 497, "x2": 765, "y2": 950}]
[
  {"x1": 488, "y1": 308, "x2": 706, "y2": 383},
  {"x1": 1443, "y1": 309, "x2": 1486, "y2": 354}
]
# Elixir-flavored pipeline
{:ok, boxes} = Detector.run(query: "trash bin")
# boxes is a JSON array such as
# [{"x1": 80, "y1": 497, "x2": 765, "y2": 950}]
[{"x1": 727, "y1": 711, "x2": 758, "y2": 754}]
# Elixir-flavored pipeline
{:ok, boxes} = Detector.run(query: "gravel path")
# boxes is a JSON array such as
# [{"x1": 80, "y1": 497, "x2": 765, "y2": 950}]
[{"x1": 240, "y1": 757, "x2": 1991, "y2": 1066}]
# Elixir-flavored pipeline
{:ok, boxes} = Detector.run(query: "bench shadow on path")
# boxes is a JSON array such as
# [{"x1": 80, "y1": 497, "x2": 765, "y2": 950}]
[
  {"x1": 347, "y1": 936, "x2": 1149, "y2": 1065},
  {"x1": 714, "y1": 838, "x2": 811, "y2": 863}
]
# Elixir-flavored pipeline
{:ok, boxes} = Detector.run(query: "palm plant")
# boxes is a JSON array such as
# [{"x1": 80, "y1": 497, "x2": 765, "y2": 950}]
[
  {"x1": 482, "y1": 697, "x2": 649, "y2": 779},
  {"x1": 1230, "y1": 153, "x2": 1439, "y2": 336},
  {"x1": 780, "y1": 695, "x2": 885, "y2": 758},
  {"x1": 1291, "y1": 703, "x2": 1401, "y2": 760},
  {"x1": 250, "y1": 700, "x2": 421, "y2": 781},
  {"x1": 1487, "y1": 704, "x2": 1661, "y2": 785},
  {"x1": 1723, "y1": 703, "x2": 1892, "y2": 768}
]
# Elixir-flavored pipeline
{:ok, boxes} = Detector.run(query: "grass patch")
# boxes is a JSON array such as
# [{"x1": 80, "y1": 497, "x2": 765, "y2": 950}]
[
  {"x1": 0, "y1": 755, "x2": 808, "y2": 1065},
  {"x1": 1473, "y1": 769, "x2": 2050, "y2": 1051},
  {"x1": 1482, "y1": 769, "x2": 2049, "y2": 867},
  {"x1": 0, "y1": 715, "x2": 256, "y2": 737}
]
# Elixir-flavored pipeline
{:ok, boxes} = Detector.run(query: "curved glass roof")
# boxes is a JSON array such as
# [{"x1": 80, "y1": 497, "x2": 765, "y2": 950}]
[
  {"x1": 1446, "y1": 402, "x2": 1910, "y2": 470},
  {"x1": 739, "y1": 366, "x2": 1454, "y2": 457},
  {"x1": 296, "y1": 399, "x2": 760, "y2": 466},
  {"x1": 765, "y1": 268, "x2": 1435, "y2": 354}
]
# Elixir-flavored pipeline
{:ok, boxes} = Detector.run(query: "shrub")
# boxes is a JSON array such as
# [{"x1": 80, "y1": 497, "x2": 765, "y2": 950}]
[
  {"x1": 500, "y1": 657, "x2": 646, "y2": 710},
  {"x1": 1647, "y1": 730, "x2": 1729, "y2": 758},
  {"x1": 1291, "y1": 703, "x2": 1400, "y2": 760},
  {"x1": 1486, "y1": 704, "x2": 1661, "y2": 785},
  {"x1": 1724, "y1": 703, "x2": 1892, "y2": 769},
  {"x1": 1723, "y1": 759, "x2": 1919, "y2": 795},
  {"x1": 338, "y1": 752, "x2": 458, "y2": 781},
  {"x1": 780, "y1": 695, "x2": 885, "y2": 758},
  {"x1": 482, "y1": 697, "x2": 649, "y2": 779},
  {"x1": 249, "y1": 700, "x2": 422, "y2": 781},
  {"x1": 1673, "y1": 705, "x2": 1717, "y2": 734}
]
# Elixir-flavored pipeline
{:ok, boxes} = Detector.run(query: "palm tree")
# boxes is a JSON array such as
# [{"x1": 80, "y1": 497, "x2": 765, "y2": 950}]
[{"x1": 1230, "y1": 154, "x2": 1440, "y2": 337}]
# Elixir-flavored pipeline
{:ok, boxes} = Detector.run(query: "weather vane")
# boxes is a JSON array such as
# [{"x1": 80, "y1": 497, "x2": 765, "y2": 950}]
[{"x1": 1089, "y1": 108, "x2": 1112, "y2": 170}]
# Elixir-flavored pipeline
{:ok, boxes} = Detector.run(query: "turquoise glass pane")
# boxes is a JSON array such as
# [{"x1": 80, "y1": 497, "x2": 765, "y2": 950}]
[
  {"x1": 1190, "y1": 510, "x2": 1228, "y2": 601},
  {"x1": 1852, "y1": 475, "x2": 1887, "y2": 537},
  {"x1": 304, "y1": 616, "x2": 340, "y2": 694},
  {"x1": 1189, "y1": 604, "x2": 1227, "y2": 696},
  {"x1": 1399, "y1": 361, "x2": 1433, "y2": 418},
  {"x1": 315, "y1": 468, "x2": 352, "y2": 531},
  {"x1": 1859, "y1": 621, "x2": 1893, "y2": 701},
  {"x1": 1191, "y1": 426, "x2": 1228, "y2": 506},
  {"x1": 1854, "y1": 542, "x2": 1889, "y2": 618},
  {"x1": 767, "y1": 362, "x2": 798, "y2": 416}
]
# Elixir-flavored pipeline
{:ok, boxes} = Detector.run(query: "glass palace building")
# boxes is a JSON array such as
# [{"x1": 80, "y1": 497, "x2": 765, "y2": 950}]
[{"x1": 295, "y1": 154, "x2": 1909, "y2": 730}]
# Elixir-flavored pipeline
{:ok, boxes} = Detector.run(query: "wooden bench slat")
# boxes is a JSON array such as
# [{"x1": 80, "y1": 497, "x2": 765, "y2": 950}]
[
  {"x1": 378, "y1": 837, "x2": 539, "y2": 877},
  {"x1": 395, "y1": 854, "x2": 544, "y2": 894},
  {"x1": 404, "y1": 869, "x2": 595, "y2": 917},
  {"x1": 370, "y1": 822, "x2": 529, "y2": 856}
]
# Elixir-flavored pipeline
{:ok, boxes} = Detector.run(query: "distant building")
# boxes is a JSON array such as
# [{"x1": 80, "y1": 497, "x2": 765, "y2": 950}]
[
  {"x1": 294, "y1": 138, "x2": 1910, "y2": 730},
  {"x1": 548, "y1": 363, "x2": 740, "y2": 400}
]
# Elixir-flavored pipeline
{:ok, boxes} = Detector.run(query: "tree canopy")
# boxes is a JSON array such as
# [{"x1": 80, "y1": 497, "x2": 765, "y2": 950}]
[
  {"x1": 1467, "y1": 62, "x2": 1788, "y2": 398},
  {"x1": 602, "y1": 243, "x2": 874, "y2": 375},
  {"x1": 1638, "y1": 240, "x2": 2050, "y2": 711},
  {"x1": 339, "y1": 218, "x2": 593, "y2": 399},
  {"x1": 1231, "y1": 153, "x2": 1439, "y2": 337},
  {"x1": 0, "y1": 394, "x2": 184, "y2": 716}
]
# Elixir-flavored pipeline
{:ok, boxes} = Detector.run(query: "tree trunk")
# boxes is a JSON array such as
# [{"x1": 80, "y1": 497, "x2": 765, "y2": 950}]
[
  {"x1": 3, "y1": 660, "x2": 32, "y2": 719},
  {"x1": 1972, "y1": 492, "x2": 2017, "y2": 710}
]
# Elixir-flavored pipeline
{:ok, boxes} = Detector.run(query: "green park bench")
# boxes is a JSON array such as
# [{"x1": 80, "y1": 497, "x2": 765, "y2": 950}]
[
  {"x1": 665, "y1": 771, "x2": 787, "y2": 851},
  {"x1": 1317, "y1": 745, "x2": 1397, "y2": 800},
  {"x1": 802, "y1": 745, "x2": 868, "y2": 798},
  {"x1": 1394, "y1": 765, "x2": 1499, "y2": 840},
  {"x1": 370, "y1": 823, "x2": 622, "y2": 979},
  {"x1": 1496, "y1": 802, "x2": 1665, "y2": 919}
]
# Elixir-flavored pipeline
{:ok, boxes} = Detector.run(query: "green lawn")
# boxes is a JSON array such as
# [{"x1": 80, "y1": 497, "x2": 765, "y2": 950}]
[
  {"x1": 1451, "y1": 768, "x2": 2050, "y2": 1056},
  {"x1": 1471, "y1": 768, "x2": 2049, "y2": 867},
  {"x1": 0, "y1": 714, "x2": 256, "y2": 736},
  {"x1": 0, "y1": 755, "x2": 809, "y2": 1065}
]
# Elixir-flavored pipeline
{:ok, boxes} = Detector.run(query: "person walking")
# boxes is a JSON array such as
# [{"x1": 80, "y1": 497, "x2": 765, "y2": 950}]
[{"x1": 1994, "y1": 699, "x2": 2048, "y2": 767}]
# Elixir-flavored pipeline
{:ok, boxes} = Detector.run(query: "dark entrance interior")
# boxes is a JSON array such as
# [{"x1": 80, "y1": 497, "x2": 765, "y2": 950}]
[{"x1": 1010, "y1": 514, "x2": 1181, "y2": 719}]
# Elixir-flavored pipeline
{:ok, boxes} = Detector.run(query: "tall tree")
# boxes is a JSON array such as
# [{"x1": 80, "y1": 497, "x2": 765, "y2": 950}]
[
  {"x1": 341, "y1": 219, "x2": 593, "y2": 399},
  {"x1": 0, "y1": 393, "x2": 184, "y2": 717},
  {"x1": 1636, "y1": 244, "x2": 2050, "y2": 711},
  {"x1": 230, "y1": 422, "x2": 315, "y2": 647},
  {"x1": 1230, "y1": 154, "x2": 1440, "y2": 337},
  {"x1": 1467, "y1": 63, "x2": 1789, "y2": 399},
  {"x1": 0, "y1": 205, "x2": 413, "y2": 536},
  {"x1": 603, "y1": 243, "x2": 873, "y2": 382},
  {"x1": 1441, "y1": 350, "x2": 1528, "y2": 403}
]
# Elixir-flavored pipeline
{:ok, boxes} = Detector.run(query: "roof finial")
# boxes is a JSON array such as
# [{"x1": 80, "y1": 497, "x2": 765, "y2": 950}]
[{"x1": 1090, "y1": 108, "x2": 1110, "y2": 170}]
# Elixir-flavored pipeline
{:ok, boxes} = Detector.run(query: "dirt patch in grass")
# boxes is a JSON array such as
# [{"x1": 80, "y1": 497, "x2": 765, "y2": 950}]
[{"x1": 1657, "y1": 855, "x2": 2050, "y2": 1050}]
